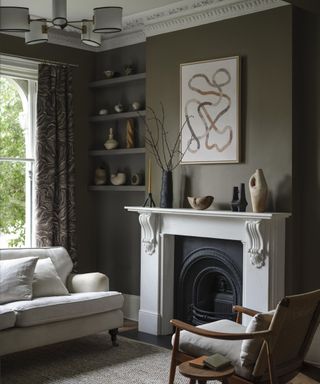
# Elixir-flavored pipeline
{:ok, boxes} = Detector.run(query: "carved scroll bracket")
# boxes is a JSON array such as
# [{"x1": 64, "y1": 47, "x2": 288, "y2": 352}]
[
  {"x1": 245, "y1": 220, "x2": 265, "y2": 268},
  {"x1": 139, "y1": 213, "x2": 157, "y2": 255}
]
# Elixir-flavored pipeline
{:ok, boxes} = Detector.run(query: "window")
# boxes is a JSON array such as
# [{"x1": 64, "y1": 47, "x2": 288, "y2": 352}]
[{"x1": 0, "y1": 56, "x2": 38, "y2": 248}]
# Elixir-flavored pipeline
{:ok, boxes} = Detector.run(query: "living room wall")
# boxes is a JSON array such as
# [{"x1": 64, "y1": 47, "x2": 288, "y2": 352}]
[
  {"x1": 293, "y1": 8, "x2": 320, "y2": 292},
  {"x1": 146, "y1": 7, "x2": 297, "y2": 292},
  {"x1": 0, "y1": 34, "x2": 96, "y2": 272}
]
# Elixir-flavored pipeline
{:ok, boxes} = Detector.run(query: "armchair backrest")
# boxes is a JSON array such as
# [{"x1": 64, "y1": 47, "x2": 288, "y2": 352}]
[
  {"x1": 0, "y1": 247, "x2": 73, "y2": 285},
  {"x1": 253, "y1": 289, "x2": 320, "y2": 379}
]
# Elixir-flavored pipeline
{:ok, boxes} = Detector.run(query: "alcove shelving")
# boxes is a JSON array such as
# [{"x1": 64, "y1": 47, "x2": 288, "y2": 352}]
[{"x1": 89, "y1": 70, "x2": 146, "y2": 192}]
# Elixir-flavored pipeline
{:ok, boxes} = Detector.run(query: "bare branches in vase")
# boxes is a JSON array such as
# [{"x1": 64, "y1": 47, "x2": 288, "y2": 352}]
[{"x1": 138, "y1": 104, "x2": 192, "y2": 208}]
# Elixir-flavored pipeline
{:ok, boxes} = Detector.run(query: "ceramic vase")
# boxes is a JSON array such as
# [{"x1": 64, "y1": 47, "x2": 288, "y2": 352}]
[
  {"x1": 231, "y1": 186, "x2": 239, "y2": 212},
  {"x1": 104, "y1": 128, "x2": 118, "y2": 150},
  {"x1": 249, "y1": 168, "x2": 268, "y2": 212},
  {"x1": 238, "y1": 183, "x2": 248, "y2": 212},
  {"x1": 94, "y1": 166, "x2": 107, "y2": 185},
  {"x1": 160, "y1": 170, "x2": 173, "y2": 208}
]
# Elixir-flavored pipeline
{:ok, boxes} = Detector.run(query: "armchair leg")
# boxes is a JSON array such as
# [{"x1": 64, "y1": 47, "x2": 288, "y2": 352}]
[{"x1": 109, "y1": 328, "x2": 119, "y2": 347}]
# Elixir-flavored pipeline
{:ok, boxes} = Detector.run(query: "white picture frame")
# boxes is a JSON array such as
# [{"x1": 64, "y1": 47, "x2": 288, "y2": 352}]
[{"x1": 180, "y1": 56, "x2": 240, "y2": 164}]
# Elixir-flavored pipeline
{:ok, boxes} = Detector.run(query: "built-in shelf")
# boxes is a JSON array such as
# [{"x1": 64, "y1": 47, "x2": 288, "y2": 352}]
[
  {"x1": 89, "y1": 73, "x2": 146, "y2": 89},
  {"x1": 89, "y1": 185, "x2": 145, "y2": 192},
  {"x1": 89, "y1": 148, "x2": 146, "y2": 156},
  {"x1": 90, "y1": 110, "x2": 145, "y2": 122}
]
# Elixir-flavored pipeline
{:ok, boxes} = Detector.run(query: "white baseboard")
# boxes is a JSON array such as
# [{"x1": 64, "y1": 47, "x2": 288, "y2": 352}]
[{"x1": 123, "y1": 294, "x2": 140, "y2": 322}]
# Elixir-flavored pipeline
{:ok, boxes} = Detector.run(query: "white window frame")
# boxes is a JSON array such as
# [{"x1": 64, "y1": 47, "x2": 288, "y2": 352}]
[{"x1": 0, "y1": 55, "x2": 38, "y2": 247}]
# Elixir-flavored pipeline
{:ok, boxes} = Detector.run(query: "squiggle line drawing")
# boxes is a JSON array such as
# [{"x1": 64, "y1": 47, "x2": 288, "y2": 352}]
[{"x1": 184, "y1": 68, "x2": 233, "y2": 153}]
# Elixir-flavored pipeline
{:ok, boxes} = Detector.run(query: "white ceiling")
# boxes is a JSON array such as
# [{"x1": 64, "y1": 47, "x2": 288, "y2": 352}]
[{"x1": 0, "y1": 0, "x2": 180, "y2": 19}]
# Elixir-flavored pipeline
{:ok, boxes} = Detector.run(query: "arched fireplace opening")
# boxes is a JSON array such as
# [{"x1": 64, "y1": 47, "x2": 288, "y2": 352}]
[{"x1": 174, "y1": 237, "x2": 242, "y2": 325}]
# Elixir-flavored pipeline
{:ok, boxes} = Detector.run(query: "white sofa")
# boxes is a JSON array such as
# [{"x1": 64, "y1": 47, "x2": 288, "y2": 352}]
[{"x1": 0, "y1": 247, "x2": 124, "y2": 356}]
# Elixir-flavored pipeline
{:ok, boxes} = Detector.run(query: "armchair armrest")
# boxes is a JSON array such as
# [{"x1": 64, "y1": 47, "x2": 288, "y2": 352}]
[
  {"x1": 67, "y1": 272, "x2": 109, "y2": 293},
  {"x1": 233, "y1": 305, "x2": 261, "y2": 323},
  {"x1": 170, "y1": 319, "x2": 271, "y2": 341}
]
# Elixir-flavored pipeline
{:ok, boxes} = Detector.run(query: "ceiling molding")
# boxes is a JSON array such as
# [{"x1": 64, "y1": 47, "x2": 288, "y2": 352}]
[
  {"x1": 100, "y1": 0, "x2": 288, "y2": 51},
  {"x1": 47, "y1": 29, "x2": 99, "y2": 52},
  {"x1": 144, "y1": 0, "x2": 288, "y2": 37}
]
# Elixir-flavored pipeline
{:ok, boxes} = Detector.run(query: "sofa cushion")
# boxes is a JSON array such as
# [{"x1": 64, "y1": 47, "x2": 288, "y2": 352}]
[
  {"x1": 0, "y1": 256, "x2": 38, "y2": 305},
  {"x1": 0, "y1": 308, "x2": 16, "y2": 331},
  {"x1": 3, "y1": 291, "x2": 124, "y2": 327},
  {"x1": 33, "y1": 258, "x2": 69, "y2": 298},
  {"x1": 240, "y1": 310, "x2": 275, "y2": 368},
  {"x1": 0, "y1": 247, "x2": 73, "y2": 285}
]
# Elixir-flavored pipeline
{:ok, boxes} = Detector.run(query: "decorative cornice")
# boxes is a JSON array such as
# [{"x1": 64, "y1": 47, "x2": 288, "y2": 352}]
[
  {"x1": 144, "y1": 0, "x2": 287, "y2": 37},
  {"x1": 100, "y1": 0, "x2": 288, "y2": 51},
  {"x1": 47, "y1": 29, "x2": 99, "y2": 52}
]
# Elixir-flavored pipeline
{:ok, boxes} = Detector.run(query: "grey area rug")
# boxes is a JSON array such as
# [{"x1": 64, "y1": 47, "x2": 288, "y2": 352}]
[{"x1": 0, "y1": 334, "x2": 189, "y2": 384}]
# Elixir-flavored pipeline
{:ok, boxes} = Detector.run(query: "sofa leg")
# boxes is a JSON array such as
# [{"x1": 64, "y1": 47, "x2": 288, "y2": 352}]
[{"x1": 109, "y1": 328, "x2": 119, "y2": 347}]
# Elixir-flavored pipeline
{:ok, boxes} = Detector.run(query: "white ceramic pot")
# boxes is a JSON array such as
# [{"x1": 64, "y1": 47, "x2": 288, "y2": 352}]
[{"x1": 110, "y1": 173, "x2": 126, "y2": 186}]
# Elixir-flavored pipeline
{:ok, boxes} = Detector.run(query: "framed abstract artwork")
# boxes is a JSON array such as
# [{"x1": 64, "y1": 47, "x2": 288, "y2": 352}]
[{"x1": 180, "y1": 56, "x2": 240, "y2": 164}]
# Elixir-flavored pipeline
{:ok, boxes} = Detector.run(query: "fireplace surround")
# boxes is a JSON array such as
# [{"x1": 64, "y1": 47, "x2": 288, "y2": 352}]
[{"x1": 125, "y1": 207, "x2": 290, "y2": 335}]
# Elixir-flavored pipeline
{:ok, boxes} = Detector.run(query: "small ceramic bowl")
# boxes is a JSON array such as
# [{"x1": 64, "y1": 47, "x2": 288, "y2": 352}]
[
  {"x1": 104, "y1": 70, "x2": 114, "y2": 79},
  {"x1": 110, "y1": 173, "x2": 126, "y2": 186},
  {"x1": 114, "y1": 104, "x2": 124, "y2": 113},
  {"x1": 187, "y1": 196, "x2": 214, "y2": 210},
  {"x1": 131, "y1": 101, "x2": 141, "y2": 111}
]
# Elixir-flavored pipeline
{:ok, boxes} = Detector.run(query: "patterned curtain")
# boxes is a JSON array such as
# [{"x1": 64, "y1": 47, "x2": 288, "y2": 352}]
[{"x1": 35, "y1": 64, "x2": 77, "y2": 266}]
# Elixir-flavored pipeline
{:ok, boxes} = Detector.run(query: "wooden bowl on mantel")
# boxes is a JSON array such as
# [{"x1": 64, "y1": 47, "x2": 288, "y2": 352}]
[{"x1": 187, "y1": 196, "x2": 214, "y2": 210}]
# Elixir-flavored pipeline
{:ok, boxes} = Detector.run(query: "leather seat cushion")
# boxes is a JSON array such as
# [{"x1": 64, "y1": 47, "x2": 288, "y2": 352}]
[
  {"x1": 0, "y1": 308, "x2": 16, "y2": 330},
  {"x1": 2, "y1": 291, "x2": 123, "y2": 327}
]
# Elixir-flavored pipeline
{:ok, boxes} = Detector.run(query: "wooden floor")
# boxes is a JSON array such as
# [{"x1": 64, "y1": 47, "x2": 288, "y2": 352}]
[
  {"x1": 120, "y1": 320, "x2": 320, "y2": 383},
  {"x1": 290, "y1": 373, "x2": 320, "y2": 384}
]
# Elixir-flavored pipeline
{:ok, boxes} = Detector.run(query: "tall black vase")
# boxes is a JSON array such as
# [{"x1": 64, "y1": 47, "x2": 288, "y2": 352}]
[
  {"x1": 231, "y1": 186, "x2": 239, "y2": 212},
  {"x1": 238, "y1": 183, "x2": 248, "y2": 212},
  {"x1": 160, "y1": 170, "x2": 173, "y2": 208}
]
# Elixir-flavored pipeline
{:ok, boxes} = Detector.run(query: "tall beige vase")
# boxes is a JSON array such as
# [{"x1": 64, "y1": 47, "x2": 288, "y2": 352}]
[{"x1": 249, "y1": 169, "x2": 268, "y2": 212}]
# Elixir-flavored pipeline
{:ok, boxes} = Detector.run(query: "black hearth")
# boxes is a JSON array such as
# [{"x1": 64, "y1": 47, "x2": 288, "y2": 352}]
[{"x1": 174, "y1": 236, "x2": 242, "y2": 325}]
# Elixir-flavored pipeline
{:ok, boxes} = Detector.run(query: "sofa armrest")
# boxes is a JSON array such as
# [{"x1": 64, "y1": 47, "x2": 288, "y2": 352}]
[{"x1": 67, "y1": 272, "x2": 109, "y2": 293}]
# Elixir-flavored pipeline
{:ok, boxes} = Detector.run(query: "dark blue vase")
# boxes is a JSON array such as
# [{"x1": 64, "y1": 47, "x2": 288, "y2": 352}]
[{"x1": 160, "y1": 170, "x2": 173, "y2": 208}]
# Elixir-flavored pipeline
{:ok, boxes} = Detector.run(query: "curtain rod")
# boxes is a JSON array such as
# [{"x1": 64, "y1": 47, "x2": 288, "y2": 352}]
[{"x1": 0, "y1": 52, "x2": 79, "y2": 69}]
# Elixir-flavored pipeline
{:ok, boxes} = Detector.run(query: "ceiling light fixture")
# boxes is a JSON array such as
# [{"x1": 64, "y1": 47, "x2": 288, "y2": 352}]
[{"x1": 0, "y1": 0, "x2": 123, "y2": 47}]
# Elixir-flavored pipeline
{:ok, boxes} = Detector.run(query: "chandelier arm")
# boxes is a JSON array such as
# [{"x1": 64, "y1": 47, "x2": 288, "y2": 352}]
[
  {"x1": 66, "y1": 23, "x2": 82, "y2": 31},
  {"x1": 68, "y1": 20, "x2": 93, "y2": 24}
]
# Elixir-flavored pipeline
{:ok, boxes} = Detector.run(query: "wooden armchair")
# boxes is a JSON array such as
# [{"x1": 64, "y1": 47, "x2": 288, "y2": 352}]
[{"x1": 169, "y1": 289, "x2": 320, "y2": 384}]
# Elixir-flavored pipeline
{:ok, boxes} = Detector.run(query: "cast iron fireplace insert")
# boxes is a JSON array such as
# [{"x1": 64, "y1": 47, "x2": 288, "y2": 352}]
[{"x1": 174, "y1": 236, "x2": 242, "y2": 325}]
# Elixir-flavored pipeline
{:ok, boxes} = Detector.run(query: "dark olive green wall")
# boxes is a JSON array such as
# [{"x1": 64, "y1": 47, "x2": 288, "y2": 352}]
[
  {"x1": 146, "y1": 7, "x2": 297, "y2": 292},
  {"x1": 146, "y1": 7, "x2": 292, "y2": 211},
  {"x1": 293, "y1": 9, "x2": 320, "y2": 292},
  {"x1": 0, "y1": 34, "x2": 96, "y2": 272}
]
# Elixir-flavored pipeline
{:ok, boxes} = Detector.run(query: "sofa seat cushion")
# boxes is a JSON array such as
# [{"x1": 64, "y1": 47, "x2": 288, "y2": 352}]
[
  {"x1": 0, "y1": 308, "x2": 16, "y2": 330},
  {"x1": 176, "y1": 319, "x2": 252, "y2": 379},
  {"x1": 3, "y1": 291, "x2": 123, "y2": 327}
]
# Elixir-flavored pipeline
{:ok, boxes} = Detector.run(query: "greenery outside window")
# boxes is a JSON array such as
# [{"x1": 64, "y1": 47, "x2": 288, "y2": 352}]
[{"x1": 0, "y1": 56, "x2": 38, "y2": 248}]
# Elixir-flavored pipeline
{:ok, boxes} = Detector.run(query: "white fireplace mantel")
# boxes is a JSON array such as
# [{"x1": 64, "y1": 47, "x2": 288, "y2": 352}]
[{"x1": 125, "y1": 207, "x2": 291, "y2": 335}]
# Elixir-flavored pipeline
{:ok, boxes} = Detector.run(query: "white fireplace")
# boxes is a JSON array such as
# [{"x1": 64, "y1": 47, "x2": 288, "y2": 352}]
[{"x1": 126, "y1": 207, "x2": 290, "y2": 335}]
